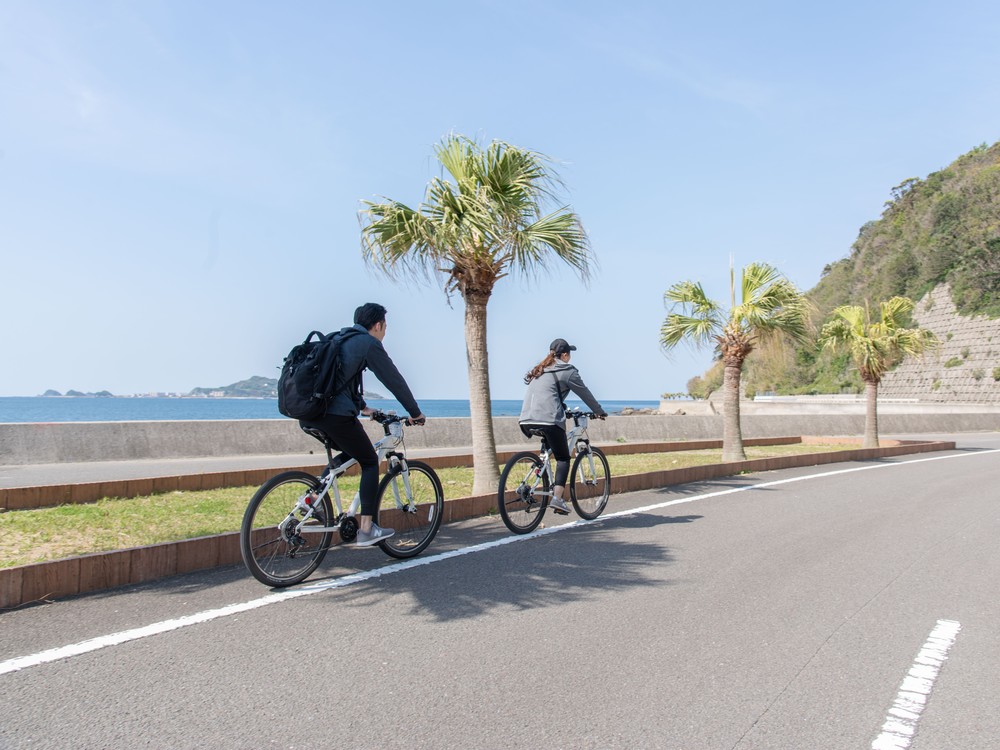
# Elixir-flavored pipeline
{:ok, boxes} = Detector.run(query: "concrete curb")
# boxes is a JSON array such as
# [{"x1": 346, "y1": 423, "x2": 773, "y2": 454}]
[{"x1": 0, "y1": 438, "x2": 954, "y2": 610}]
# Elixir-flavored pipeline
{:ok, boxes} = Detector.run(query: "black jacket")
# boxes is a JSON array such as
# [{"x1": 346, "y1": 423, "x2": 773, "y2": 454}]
[{"x1": 326, "y1": 324, "x2": 421, "y2": 418}]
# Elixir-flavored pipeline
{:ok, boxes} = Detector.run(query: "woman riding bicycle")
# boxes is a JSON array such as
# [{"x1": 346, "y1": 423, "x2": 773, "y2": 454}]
[{"x1": 519, "y1": 338, "x2": 608, "y2": 515}]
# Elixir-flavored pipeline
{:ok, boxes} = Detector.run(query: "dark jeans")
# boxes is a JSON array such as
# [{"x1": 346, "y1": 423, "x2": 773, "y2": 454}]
[
  {"x1": 521, "y1": 422, "x2": 571, "y2": 487},
  {"x1": 300, "y1": 414, "x2": 380, "y2": 519}
]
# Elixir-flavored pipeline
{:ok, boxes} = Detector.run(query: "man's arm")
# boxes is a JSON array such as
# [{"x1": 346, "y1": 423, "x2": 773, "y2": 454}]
[{"x1": 364, "y1": 340, "x2": 422, "y2": 418}]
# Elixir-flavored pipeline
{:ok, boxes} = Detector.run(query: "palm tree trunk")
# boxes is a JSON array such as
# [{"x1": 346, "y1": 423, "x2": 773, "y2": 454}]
[
  {"x1": 863, "y1": 379, "x2": 879, "y2": 449},
  {"x1": 721, "y1": 361, "x2": 746, "y2": 462},
  {"x1": 463, "y1": 292, "x2": 501, "y2": 494}
]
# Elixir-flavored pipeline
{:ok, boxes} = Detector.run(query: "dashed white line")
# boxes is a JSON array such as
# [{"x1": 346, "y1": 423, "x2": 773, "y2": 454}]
[
  {"x1": 871, "y1": 619, "x2": 962, "y2": 749},
  {"x1": 1, "y1": 448, "x2": 996, "y2": 677}
]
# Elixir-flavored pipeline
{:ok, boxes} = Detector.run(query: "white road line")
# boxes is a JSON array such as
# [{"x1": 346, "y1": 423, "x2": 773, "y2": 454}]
[
  {"x1": 1, "y1": 448, "x2": 996, "y2": 677},
  {"x1": 871, "y1": 619, "x2": 962, "y2": 750}
]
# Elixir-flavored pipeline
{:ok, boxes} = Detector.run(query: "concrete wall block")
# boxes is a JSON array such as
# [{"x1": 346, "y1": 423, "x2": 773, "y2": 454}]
[
  {"x1": 69, "y1": 483, "x2": 102, "y2": 504},
  {"x1": 20, "y1": 558, "x2": 80, "y2": 604},
  {"x1": 78, "y1": 550, "x2": 132, "y2": 593},
  {"x1": 447, "y1": 496, "x2": 473, "y2": 522},
  {"x1": 0, "y1": 566, "x2": 24, "y2": 609},
  {"x1": 469, "y1": 494, "x2": 494, "y2": 518},
  {"x1": 176, "y1": 536, "x2": 221, "y2": 575},
  {"x1": 217, "y1": 532, "x2": 242, "y2": 566},
  {"x1": 129, "y1": 542, "x2": 178, "y2": 584},
  {"x1": 6, "y1": 486, "x2": 42, "y2": 511},
  {"x1": 152, "y1": 476, "x2": 181, "y2": 494}
]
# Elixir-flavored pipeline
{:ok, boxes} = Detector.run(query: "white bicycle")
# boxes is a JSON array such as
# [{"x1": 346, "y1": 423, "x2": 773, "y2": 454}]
[
  {"x1": 240, "y1": 411, "x2": 444, "y2": 587},
  {"x1": 497, "y1": 409, "x2": 611, "y2": 534}
]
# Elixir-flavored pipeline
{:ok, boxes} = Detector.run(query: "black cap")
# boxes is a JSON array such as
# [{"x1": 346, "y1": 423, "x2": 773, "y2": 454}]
[{"x1": 549, "y1": 338, "x2": 577, "y2": 355}]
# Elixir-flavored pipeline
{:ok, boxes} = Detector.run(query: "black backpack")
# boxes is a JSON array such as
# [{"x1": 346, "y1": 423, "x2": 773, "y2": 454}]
[{"x1": 276, "y1": 328, "x2": 363, "y2": 420}]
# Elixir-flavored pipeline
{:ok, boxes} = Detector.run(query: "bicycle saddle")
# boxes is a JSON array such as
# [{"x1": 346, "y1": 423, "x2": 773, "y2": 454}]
[{"x1": 300, "y1": 425, "x2": 337, "y2": 450}]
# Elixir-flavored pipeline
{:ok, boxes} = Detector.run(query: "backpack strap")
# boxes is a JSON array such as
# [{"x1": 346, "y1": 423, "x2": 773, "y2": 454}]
[
  {"x1": 551, "y1": 370, "x2": 568, "y2": 409},
  {"x1": 325, "y1": 328, "x2": 367, "y2": 401}
]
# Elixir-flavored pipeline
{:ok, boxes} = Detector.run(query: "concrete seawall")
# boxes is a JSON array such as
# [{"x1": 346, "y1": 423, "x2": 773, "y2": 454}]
[{"x1": 1, "y1": 412, "x2": 997, "y2": 465}]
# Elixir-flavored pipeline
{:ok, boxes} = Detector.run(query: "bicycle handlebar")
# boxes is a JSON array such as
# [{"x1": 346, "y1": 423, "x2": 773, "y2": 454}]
[
  {"x1": 369, "y1": 410, "x2": 426, "y2": 427},
  {"x1": 567, "y1": 408, "x2": 606, "y2": 420}
]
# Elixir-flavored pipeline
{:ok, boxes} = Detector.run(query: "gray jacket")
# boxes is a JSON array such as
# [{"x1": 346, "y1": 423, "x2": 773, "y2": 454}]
[
  {"x1": 326, "y1": 324, "x2": 421, "y2": 418},
  {"x1": 519, "y1": 361, "x2": 606, "y2": 425}
]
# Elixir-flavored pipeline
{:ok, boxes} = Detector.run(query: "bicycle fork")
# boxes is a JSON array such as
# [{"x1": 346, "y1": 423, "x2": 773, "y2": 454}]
[{"x1": 384, "y1": 454, "x2": 418, "y2": 513}]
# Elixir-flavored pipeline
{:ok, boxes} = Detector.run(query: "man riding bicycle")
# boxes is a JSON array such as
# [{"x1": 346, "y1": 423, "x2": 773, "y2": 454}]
[{"x1": 299, "y1": 302, "x2": 426, "y2": 546}]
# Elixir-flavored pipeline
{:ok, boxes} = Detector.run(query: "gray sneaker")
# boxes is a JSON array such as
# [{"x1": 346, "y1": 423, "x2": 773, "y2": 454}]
[
  {"x1": 549, "y1": 497, "x2": 571, "y2": 515},
  {"x1": 355, "y1": 523, "x2": 395, "y2": 547}
]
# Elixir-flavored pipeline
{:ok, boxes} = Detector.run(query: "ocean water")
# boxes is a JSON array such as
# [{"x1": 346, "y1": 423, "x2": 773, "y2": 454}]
[{"x1": 0, "y1": 396, "x2": 663, "y2": 423}]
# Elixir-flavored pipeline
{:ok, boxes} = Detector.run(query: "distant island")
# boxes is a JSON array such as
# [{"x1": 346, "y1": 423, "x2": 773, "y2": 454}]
[
  {"x1": 41, "y1": 389, "x2": 115, "y2": 398},
  {"x1": 39, "y1": 377, "x2": 386, "y2": 400}
]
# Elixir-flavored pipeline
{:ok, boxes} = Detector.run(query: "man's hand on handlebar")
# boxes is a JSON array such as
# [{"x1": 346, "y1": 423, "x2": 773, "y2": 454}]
[{"x1": 406, "y1": 414, "x2": 427, "y2": 426}]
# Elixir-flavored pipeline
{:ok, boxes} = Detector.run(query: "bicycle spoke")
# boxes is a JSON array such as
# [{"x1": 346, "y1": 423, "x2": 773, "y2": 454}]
[
  {"x1": 498, "y1": 452, "x2": 548, "y2": 534},
  {"x1": 240, "y1": 472, "x2": 334, "y2": 587},
  {"x1": 570, "y1": 447, "x2": 610, "y2": 520},
  {"x1": 377, "y1": 461, "x2": 444, "y2": 559}
]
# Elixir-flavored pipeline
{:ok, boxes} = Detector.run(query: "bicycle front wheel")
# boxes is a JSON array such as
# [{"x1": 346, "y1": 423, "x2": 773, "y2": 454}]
[
  {"x1": 240, "y1": 471, "x2": 335, "y2": 587},
  {"x1": 570, "y1": 447, "x2": 611, "y2": 520},
  {"x1": 376, "y1": 460, "x2": 444, "y2": 559},
  {"x1": 498, "y1": 452, "x2": 548, "y2": 534}
]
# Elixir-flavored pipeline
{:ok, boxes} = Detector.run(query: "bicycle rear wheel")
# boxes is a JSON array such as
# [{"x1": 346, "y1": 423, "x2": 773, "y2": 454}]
[
  {"x1": 240, "y1": 471, "x2": 335, "y2": 587},
  {"x1": 376, "y1": 460, "x2": 444, "y2": 559},
  {"x1": 570, "y1": 446, "x2": 611, "y2": 520},
  {"x1": 498, "y1": 452, "x2": 548, "y2": 534}
]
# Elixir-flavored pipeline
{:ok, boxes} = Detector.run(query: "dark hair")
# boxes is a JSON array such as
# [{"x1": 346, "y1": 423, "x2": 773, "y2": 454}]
[
  {"x1": 354, "y1": 302, "x2": 387, "y2": 331},
  {"x1": 524, "y1": 352, "x2": 558, "y2": 384}
]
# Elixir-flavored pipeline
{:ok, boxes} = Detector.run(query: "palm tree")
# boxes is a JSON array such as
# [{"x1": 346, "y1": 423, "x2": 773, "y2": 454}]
[
  {"x1": 818, "y1": 297, "x2": 937, "y2": 448},
  {"x1": 360, "y1": 134, "x2": 592, "y2": 493},
  {"x1": 660, "y1": 262, "x2": 810, "y2": 462}
]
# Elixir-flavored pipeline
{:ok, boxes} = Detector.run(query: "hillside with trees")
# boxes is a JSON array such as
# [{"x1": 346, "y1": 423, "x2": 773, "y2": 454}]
[
  {"x1": 685, "y1": 141, "x2": 1000, "y2": 399},
  {"x1": 812, "y1": 141, "x2": 1000, "y2": 320}
]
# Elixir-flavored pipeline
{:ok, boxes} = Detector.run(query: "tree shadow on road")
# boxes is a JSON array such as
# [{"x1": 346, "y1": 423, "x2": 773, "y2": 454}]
[{"x1": 306, "y1": 511, "x2": 704, "y2": 623}]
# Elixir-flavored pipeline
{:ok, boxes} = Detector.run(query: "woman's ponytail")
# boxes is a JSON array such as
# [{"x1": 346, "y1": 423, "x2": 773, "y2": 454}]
[{"x1": 524, "y1": 352, "x2": 558, "y2": 384}]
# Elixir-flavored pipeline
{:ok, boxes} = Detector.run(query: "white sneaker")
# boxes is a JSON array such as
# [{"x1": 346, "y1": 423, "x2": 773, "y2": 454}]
[
  {"x1": 355, "y1": 523, "x2": 395, "y2": 547},
  {"x1": 549, "y1": 497, "x2": 571, "y2": 515}
]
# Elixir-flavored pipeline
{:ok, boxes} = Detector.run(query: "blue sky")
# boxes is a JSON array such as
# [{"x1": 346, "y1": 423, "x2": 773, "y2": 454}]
[{"x1": 2, "y1": 0, "x2": 999, "y2": 400}]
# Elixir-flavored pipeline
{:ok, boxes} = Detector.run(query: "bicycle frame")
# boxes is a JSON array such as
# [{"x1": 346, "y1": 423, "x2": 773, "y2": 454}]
[
  {"x1": 290, "y1": 416, "x2": 413, "y2": 535},
  {"x1": 530, "y1": 409, "x2": 596, "y2": 493}
]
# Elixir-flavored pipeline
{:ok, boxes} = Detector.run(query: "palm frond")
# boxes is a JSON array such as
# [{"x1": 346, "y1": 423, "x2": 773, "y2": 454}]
[
  {"x1": 818, "y1": 298, "x2": 936, "y2": 382},
  {"x1": 664, "y1": 281, "x2": 722, "y2": 318},
  {"x1": 359, "y1": 199, "x2": 443, "y2": 277},
  {"x1": 740, "y1": 262, "x2": 782, "y2": 303},
  {"x1": 361, "y1": 132, "x2": 592, "y2": 296},
  {"x1": 660, "y1": 313, "x2": 720, "y2": 351},
  {"x1": 506, "y1": 209, "x2": 590, "y2": 278}
]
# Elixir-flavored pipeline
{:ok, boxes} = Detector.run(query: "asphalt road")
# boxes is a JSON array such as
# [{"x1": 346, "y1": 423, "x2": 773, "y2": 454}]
[{"x1": 2, "y1": 433, "x2": 998, "y2": 749}]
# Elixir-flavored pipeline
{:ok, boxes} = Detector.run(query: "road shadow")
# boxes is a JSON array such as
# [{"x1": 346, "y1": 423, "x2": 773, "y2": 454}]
[
  {"x1": 299, "y1": 510, "x2": 704, "y2": 622},
  {"x1": 652, "y1": 476, "x2": 766, "y2": 496}
]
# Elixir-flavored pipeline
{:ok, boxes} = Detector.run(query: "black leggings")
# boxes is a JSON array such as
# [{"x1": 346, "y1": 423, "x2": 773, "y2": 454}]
[
  {"x1": 300, "y1": 414, "x2": 380, "y2": 519},
  {"x1": 522, "y1": 423, "x2": 571, "y2": 487}
]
